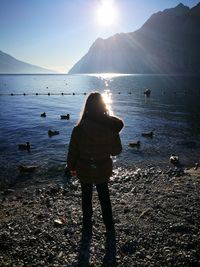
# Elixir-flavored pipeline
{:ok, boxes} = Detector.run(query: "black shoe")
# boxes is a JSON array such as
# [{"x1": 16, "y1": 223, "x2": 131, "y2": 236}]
[
  {"x1": 77, "y1": 260, "x2": 90, "y2": 267},
  {"x1": 82, "y1": 225, "x2": 92, "y2": 240},
  {"x1": 105, "y1": 227, "x2": 115, "y2": 238}
]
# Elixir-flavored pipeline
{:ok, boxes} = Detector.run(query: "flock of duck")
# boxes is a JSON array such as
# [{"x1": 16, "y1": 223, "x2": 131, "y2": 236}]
[
  {"x1": 18, "y1": 129, "x2": 180, "y2": 175},
  {"x1": 18, "y1": 88, "x2": 150, "y2": 153},
  {"x1": 129, "y1": 131, "x2": 154, "y2": 148},
  {"x1": 17, "y1": 112, "x2": 70, "y2": 172},
  {"x1": 16, "y1": 87, "x2": 184, "y2": 173},
  {"x1": 129, "y1": 131, "x2": 180, "y2": 166}
]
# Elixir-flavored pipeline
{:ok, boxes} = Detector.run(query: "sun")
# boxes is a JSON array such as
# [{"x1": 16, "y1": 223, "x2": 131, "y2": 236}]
[{"x1": 97, "y1": 0, "x2": 117, "y2": 27}]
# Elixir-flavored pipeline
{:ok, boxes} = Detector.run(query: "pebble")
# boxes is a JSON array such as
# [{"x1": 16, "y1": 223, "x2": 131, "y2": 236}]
[
  {"x1": 0, "y1": 166, "x2": 199, "y2": 266},
  {"x1": 169, "y1": 223, "x2": 192, "y2": 233}
]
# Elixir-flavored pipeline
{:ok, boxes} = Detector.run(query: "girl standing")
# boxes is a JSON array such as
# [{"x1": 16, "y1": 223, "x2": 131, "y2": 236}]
[{"x1": 67, "y1": 92, "x2": 123, "y2": 236}]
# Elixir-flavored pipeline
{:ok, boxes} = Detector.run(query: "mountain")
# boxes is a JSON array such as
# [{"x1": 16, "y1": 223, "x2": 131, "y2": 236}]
[
  {"x1": 0, "y1": 51, "x2": 55, "y2": 74},
  {"x1": 68, "y1": 3, "x2": 200, "y2": 74}
]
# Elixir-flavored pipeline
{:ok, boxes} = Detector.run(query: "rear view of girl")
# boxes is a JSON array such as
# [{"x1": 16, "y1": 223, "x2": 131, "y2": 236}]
[{"x1": 67, "y1": 92, "x2": 123, "y2": 236}]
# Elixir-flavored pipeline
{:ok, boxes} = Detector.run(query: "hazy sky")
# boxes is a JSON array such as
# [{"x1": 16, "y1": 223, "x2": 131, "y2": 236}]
[{"x1": 0, "y1": 0, "x2": 199, "y2": 73}]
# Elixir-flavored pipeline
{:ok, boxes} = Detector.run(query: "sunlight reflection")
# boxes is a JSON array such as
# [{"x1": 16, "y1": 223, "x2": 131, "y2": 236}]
[
  {"x1": 102, "y1": 89, "x2": 113, "y2": 115},
  {"x1": 86, "y1": 73, "x2": 132, "y2": 80}
]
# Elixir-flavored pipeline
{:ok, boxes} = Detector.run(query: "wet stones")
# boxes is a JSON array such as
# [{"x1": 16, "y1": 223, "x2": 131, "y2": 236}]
[
  {"x1": 121, "y1": 240, "x2": 137, "y2": 255},
  {"x1": 0, "y1": 164, "x2": 200, "y2": 266},
  {"x1": 2, "y1": 188, "x2": 15, "y2": 196},
  {"x1": 169, "y1": 223, "x2": 193, "y2": 233},
  {"x1": 166, "y1": 167, "x2": 185, "y2": 177},
  {"x1": 123, "y1": 207, "x2": 131, "y2": 214}
]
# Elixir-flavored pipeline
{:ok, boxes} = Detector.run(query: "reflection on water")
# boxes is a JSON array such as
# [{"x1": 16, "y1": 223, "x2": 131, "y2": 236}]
[
  {"x1": 102, "y1": 90, "x2": 113, "y2": 115},
  {"x1": 0, "y1": 74, "x2": 200, "y2": 187},
  {"x1": 85, "y1": 73, "x2": 132, "y2": 79}
]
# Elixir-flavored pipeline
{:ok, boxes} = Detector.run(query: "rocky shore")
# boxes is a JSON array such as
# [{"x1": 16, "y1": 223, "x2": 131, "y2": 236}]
[{"x1": 0, "y1": 165, "x2": 200, "y2": 267}]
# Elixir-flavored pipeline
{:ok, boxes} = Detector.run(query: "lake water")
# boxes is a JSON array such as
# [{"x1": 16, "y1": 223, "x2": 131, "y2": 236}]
[{"x1": 0, "y1": 74, "x2": 200, "y2": 187}]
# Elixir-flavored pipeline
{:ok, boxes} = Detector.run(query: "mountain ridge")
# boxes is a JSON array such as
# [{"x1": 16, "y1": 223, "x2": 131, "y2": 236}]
[
  {"x1": 68, "y1": 2, "x2": 200, "y2": 74},
  {"x1": 0, "y1": 50, "x2": 56, "y2": 74}
]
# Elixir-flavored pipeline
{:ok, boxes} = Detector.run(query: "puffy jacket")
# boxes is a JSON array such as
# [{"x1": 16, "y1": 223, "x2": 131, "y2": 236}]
[{"x1": 67, "y1": 115, "x2": 123, "y2": 184}]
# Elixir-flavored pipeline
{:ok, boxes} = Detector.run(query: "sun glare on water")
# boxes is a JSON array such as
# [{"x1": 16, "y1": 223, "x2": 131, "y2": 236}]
[
  {"x1": 97, "y1": 0, "x2": 117, "y2": 26},
  {"x1": 102, "y1": 90, "x2": 113, "y2": 115}
]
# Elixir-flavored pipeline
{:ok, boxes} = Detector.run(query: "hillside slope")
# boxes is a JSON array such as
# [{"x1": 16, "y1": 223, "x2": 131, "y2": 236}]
[{"x1": 68, "y1": 3, "x2": 200, "y2": 74}]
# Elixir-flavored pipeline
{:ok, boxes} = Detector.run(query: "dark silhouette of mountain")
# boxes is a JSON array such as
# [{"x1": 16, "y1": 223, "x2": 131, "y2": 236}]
[
  {"x1": 0, "y1": 51, "x2": 55, "y2": 74},
  {"x1": 68, "y1": 3, "x2": 200, "y2": 74}
]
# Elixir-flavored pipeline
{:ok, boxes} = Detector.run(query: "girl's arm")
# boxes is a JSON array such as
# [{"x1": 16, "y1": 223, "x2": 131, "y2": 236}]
[
  {"x1": 67, "y1": 127, "x2": 79, "y2": 173},
  {"x1": 111, "y1": 133, "x2": 122, "y2": 156}
]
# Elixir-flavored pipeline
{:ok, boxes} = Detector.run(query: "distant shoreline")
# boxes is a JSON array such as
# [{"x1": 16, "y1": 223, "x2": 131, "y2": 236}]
[{"x1": 0, "y1": 73, "x2": 200, "y2": 76}]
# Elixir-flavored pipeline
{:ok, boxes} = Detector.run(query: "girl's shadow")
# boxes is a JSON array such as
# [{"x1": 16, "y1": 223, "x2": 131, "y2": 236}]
[
  {"x1": 76, "y1": 230, "x2": 118, "y2": 267},
  {"x1": 102, "y1": 232, "x2": 118, "y2": 267},
  {"x1": 77, "y1": 228, "x2": 92, "y2": 267}
]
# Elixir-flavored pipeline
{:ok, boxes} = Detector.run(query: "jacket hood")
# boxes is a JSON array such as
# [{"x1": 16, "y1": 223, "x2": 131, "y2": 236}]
[
  {"x1": 81, "y1": 114, "x2": 123, "y2": 132},
  {"x1": 102, "y1": 115, "x2": 124, "y2": 132}
]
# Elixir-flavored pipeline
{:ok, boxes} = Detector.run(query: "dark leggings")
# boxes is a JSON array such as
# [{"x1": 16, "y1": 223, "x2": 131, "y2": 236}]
[{"x1": 81, "y1": 182, "x2": 114, "y2": 230}]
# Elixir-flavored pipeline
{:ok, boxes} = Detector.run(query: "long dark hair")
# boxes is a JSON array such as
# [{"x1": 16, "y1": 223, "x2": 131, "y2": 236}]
[{"x1": 78, "y1": 92, "x2": 108, "y2": 124}]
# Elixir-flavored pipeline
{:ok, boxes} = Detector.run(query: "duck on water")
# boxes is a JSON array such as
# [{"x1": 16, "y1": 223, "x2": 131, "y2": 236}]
[{"x1": 18, "y1": 142, "x2": 31, "y2": 151}]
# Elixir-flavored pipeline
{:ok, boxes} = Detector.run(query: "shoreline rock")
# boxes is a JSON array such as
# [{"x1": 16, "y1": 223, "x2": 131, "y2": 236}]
[{"x1": 0, "y1": 165, "x2": 200, "y2": 266}]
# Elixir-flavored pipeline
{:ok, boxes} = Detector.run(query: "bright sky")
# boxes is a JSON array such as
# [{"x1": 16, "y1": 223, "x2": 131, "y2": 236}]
[{"x1": 0, "y1": 0, "x2": 199, "y2": 73}]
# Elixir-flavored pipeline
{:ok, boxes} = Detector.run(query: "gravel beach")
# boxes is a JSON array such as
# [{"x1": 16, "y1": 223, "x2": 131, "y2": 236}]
[{"x1": 0, "y1": 164, "x2": 200, "y2": 267}]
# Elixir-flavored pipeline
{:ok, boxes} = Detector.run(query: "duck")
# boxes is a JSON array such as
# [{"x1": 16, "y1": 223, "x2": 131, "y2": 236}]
[
  {"x1": 60, "y1": 114, "x2": 70, "y2": 120},
  {"x1": 48, "y1": 130, "x2": 59, "y2": 137},
  {"x1": 194, "y1": 163, "x2": 199, "y2": 170},
  {"x1": 41, "y1": 112, "x2": 46, "y2": 117},
  {"x1": 18, "y1": 142, "x2": 31, "y2": 151},
  {"x1": 169, "y1": 154, "x2": 179, "y2": 165},
  {"x1": 129, "y1": 141, "x2": 141, "y2": 148},
  {"x1": 18, "y1": 165, "x2": 37, "y2": 173},
  {"x1": 141, "y1": 131, "x2": 154, "y2": 138},
  {"x1": 144, "y1": 89, "x2": 151, "y2": 96}
]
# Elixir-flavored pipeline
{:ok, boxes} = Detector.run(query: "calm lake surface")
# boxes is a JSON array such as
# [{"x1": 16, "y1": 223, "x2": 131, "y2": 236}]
[{"x1": 0, "y1": 74, "x2": 200, "y2": 187}]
